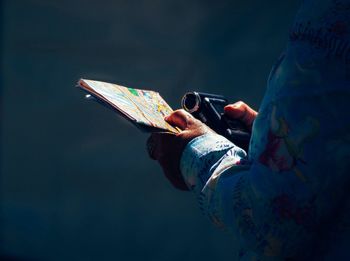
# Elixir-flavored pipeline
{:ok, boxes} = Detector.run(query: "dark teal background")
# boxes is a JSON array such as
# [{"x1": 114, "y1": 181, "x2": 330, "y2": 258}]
[{"x1": 1, "y1": 1, "x2": 299, "y2": 260}]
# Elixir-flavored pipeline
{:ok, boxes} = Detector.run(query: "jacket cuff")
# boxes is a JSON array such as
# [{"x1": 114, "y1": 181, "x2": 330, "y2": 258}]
[{"x1": 180, "y1": 133, "x2": 244, "y2": 192}]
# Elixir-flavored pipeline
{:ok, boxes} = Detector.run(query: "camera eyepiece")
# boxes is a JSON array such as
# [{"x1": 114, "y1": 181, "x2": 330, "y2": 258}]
[{"x1": 181, "y1": 92, "x2": 201, "y2": 113}]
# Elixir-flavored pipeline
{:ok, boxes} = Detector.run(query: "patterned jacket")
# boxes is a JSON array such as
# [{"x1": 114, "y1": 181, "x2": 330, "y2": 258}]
[{"x1": 180, "y1": 0, "x2": 350, "y2": 259}]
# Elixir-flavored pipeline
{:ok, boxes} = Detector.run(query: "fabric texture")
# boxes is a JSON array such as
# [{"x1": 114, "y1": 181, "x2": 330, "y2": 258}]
[{"x1": 180, "y1": 0, "x2": 350, "y2": 259}]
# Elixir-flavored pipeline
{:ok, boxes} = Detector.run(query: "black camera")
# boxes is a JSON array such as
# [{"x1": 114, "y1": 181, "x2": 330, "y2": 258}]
[{"x1": 181, "y1": 92, "x2": 251, "y2": 151}]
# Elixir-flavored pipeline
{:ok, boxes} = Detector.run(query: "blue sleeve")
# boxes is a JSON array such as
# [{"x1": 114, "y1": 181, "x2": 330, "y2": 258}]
[{"x1": 180, "y1": 0, "x2": 350, "y2": 259}]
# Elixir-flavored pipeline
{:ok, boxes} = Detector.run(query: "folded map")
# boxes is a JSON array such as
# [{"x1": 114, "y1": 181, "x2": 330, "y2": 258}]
[{"x1": 77, "y1": 79, "x2": 180, "y2": 133}]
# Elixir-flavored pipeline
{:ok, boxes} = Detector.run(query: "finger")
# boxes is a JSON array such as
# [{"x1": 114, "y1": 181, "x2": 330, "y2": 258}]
[
  {"x1": 162, "y1": 166, "x2": 189, "y2": 191},
  {"x1": 164, "y1": 109, "x2": 193, "y2": 130},
  {"x1": 224, "y1": 101, "x2": 258, "y2": 128},
  {"x1": 147, "y1": 132, "x2": 177, "y2": 160},
  {"x1": 146, "y1": 134, "x2": 158, "y2": 160}
]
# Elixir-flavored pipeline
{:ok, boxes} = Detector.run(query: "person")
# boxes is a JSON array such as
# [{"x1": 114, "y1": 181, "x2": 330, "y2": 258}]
[{"x1": 147, "y1": 0, "x2": 350, "y2": 259}]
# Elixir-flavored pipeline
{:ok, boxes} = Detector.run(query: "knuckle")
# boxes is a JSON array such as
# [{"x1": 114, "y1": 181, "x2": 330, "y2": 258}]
[
  {"x1": 173, "y1": 109, "x2": 188, "y2": 117},
  {"x1": 226, "y1": 104, "x2": 236, "y2": 110},
  {"x1": 235, "y1": 101, "x2": 245, "y2": 108},
  {"x1": 191, "y1": 118, "x2": 203, "y2": 127}
]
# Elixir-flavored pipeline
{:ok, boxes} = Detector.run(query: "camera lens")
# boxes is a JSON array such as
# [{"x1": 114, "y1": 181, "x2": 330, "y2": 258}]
[{"x1": 181, "y1": 92, "x2": 201, "y2": 113}]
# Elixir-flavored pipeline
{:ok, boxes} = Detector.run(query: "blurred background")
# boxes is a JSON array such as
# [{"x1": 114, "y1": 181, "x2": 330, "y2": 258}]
[{"x1": 1, "y1": 0, "x2": 299, "y2": 260}]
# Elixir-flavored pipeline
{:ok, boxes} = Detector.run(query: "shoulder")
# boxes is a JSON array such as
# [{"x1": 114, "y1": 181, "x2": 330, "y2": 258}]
[{"x1": 289, "y1": 0, "x2": 350, "y2": 65}]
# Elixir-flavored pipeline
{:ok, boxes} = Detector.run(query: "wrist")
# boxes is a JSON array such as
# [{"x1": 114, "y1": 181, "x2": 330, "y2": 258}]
[{"x1": 180, "y1": 133, "x2": 235, "y2": 192}]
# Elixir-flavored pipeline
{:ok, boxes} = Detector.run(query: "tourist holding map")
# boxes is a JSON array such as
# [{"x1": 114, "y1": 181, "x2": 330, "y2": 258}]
[{"x1": 147, "y1": 0, "x2": 350, "y2": 259}]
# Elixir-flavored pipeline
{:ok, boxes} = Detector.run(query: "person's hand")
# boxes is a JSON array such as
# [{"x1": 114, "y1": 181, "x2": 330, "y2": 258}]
[
  {"x1": 224, "y1": 101, "x2": 258, "y2": 131},
  {"x1": 147, "y1": 109, "x2": 213, "y2": 190}
]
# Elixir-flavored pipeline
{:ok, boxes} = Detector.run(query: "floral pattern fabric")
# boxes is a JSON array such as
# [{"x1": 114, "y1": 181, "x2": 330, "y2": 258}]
[{"x1": 180, "y1": 0, "x2": 350, "y2": 259}]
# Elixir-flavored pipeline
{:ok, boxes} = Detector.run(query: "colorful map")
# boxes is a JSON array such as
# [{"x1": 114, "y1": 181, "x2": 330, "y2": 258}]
[{"x1": 78, "y1": 79, "x2": 180, "y2": 133}]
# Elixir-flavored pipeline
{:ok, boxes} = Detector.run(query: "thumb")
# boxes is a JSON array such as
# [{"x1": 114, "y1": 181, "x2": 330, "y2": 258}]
[{"x1": 165, "y1": 109, "x2": 193, "y2": 130}]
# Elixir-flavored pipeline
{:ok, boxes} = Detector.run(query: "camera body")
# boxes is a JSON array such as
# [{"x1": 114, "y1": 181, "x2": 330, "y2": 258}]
[{"x1": 181, "y1": 92, "x2": 251, "y2": 151}]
